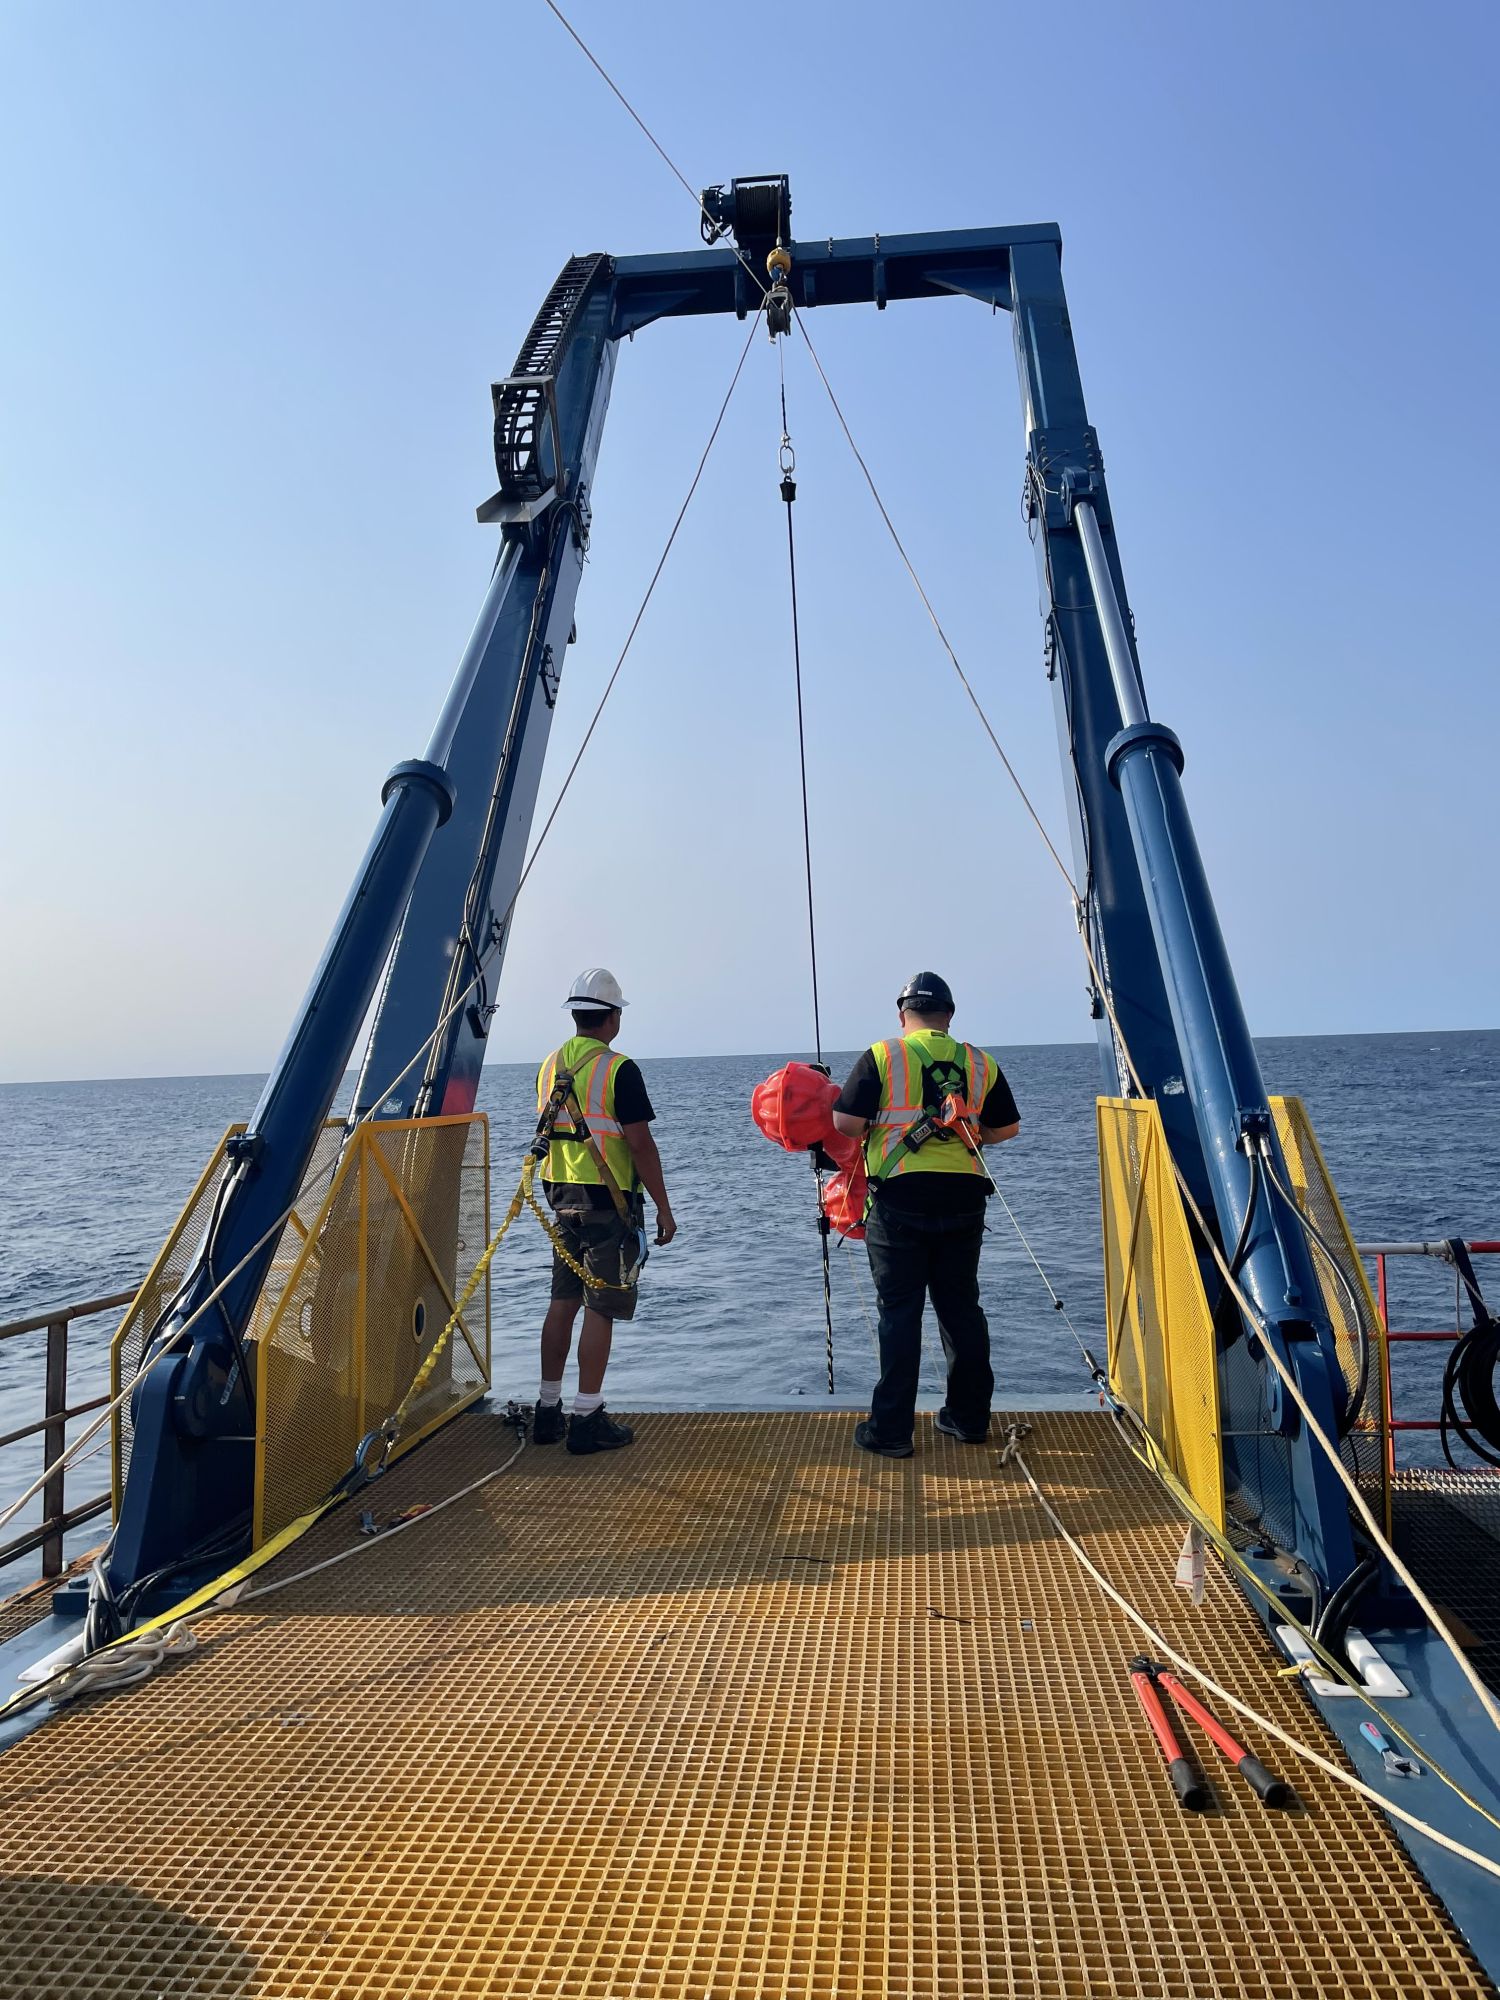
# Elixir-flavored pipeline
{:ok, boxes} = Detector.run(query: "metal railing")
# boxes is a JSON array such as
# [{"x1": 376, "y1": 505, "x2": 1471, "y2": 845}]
[
  {"x1": 0, "y1": 1289, "x2": 133, "y2": 1578},
  {"x1": 1359, "y1": 1240, "x2": 1500, "y2": 1474}
]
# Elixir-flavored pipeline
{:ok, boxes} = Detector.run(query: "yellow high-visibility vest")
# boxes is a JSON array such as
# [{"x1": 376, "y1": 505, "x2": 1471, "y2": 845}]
[
  {"x1": 536, "y1": 1037, "x2": 641, "y2": 1193},
  {"x1": 864, "y1": 1031, "x2": 998, "y2": 1186}
]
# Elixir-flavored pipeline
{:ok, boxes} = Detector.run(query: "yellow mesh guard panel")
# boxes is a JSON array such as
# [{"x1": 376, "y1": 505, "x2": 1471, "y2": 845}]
[
  {"x1": 1098, "y1": 1097, "x2": 1225, "y2": 1530},
  {"x1": 0, "y1": 1411, "x2": 1488, "y2": 1999},
  {"x1": 253, "y1": 1115, "x2": 489, "y2": 1544},
  {"x1": 1270, "y1": 1094, "x2": 1391, "y2": 1528}
]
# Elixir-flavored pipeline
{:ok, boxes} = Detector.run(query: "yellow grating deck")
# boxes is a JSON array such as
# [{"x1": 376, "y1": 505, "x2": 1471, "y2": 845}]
[{"x1": 0, "y1": 1410, "x2": 1489, "y2": 1999}]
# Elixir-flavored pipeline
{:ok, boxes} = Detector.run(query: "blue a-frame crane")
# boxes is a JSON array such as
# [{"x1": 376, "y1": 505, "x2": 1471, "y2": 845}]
[{"x1": 111, "y1": 178, "x2": 1355, "y2": 1605}]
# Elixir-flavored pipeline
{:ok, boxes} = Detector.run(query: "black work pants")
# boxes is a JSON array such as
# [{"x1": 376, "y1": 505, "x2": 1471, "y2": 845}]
[{"x1": 864, "y1": 1199, "x2": 992, "y2": 1446}]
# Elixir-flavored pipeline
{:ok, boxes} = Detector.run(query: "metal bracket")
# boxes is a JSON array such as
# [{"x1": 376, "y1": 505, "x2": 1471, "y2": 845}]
[
  {"x1": 1236, "y1": 1107, "x2": 1273, "y2": 1146},
  {"x1": 1029, "y1": 424, "x2": 1105, "y2": 531},
  {"x1": 477, "y1": 483, "x2": 558, "y2": 528},
  {"x1": 538, "y1": 643, "x2": 561, "y2": 709},
  {"x1": 571, "y1": 487, "x2": 592, "y2": 552}
]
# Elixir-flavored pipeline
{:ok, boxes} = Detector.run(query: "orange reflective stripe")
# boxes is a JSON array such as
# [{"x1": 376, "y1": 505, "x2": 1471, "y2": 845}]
[
  {"x1": 536, "y1": 1055, "x2": 557, "y2": 1112},
  {"x1": 595, "y1": 1052, "x2": 624, "y2": 1119},
  {"x1": 571, "y1": 1050, "x2": 603, "y2": 1115},
  {"x1": 891, "y1": 1038, "x2": 914, "y2": 1109},
  {"x1": 962, "y1": 1044, "x2": 983, "y2": 1116}
]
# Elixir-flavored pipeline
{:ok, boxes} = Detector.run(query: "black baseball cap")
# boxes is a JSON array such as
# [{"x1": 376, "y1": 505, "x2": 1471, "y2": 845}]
[{"x1": 896, "y1": 971, "x2": 955, "y2": 1013}]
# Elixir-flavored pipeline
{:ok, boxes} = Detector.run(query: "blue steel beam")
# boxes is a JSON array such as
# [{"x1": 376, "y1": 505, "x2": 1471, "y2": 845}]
[
  {"x1": 354, "y1": 276, "x2": 617, "y2": 1120},
  {"x1": 1006, "y1": 241, "x2": 1209, "y2": 1185},
  {"x1": 1007, "y1": 236, "x2": 1356, "y2": 1590},
  {"x1": 110, "y1": 268, "x2": 617, "y2": 1595},
  {"x1": 611, "y1": 223, "x2": 1063, "y2": 333}
]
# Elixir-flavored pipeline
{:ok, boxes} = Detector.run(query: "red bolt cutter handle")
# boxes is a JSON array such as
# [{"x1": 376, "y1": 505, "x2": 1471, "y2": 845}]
[
  {"x1": 1157, "y1": 1668, "x2": 1292, "y2": 1807},
  {"x1": 1130, "y1": 1668, "x2": 1209, "y2": 1811}
]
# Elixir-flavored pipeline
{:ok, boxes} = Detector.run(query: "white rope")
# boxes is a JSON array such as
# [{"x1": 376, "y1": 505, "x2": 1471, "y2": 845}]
[
  {"x1": 46, "y1": 1619, "x2": 199, "y2": 1709},
  {"x1": 236, "y1": 1437, "x2": 528, "y2": 1605},
  {"x1": 5, "y1": 1433, "x2": 530, "y2": 1725},
  {"x1": 1006, "y1": 1440, "x2": 1500, "y2": 1881}
]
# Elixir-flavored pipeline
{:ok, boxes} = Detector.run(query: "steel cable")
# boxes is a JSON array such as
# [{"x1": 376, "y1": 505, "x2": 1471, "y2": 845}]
[{"x1": 774, "y1": 338, "x2": 834, "y2": 1393}]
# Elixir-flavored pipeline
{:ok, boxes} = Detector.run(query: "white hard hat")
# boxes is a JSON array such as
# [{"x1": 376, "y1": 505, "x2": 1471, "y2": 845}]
[{"x1": 565, "y1": 967, "x2": 628, "y2": 1010}]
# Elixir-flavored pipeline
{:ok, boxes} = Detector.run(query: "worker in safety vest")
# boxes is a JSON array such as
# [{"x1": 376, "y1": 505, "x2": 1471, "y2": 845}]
[
  {"x1": 831, "y1": 972, "x2": 1019, "y2": 1457},
  {"x1": 532, "y1": 968, "x2": 677, "y2": 1456}
]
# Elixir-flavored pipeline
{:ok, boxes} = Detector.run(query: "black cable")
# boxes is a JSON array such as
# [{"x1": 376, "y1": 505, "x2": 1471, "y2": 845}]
[
  {"x1": 1260, "y1": 1149, "x2": 1370, "y2": 1438},
  {"x1": 1226, "y1": 1152, "x2": 1261, "y2": 1288},
  {"x1": 201, "y1": 1168, "x2": 257, "y2": 1415},
  {"x1": 1312, "y1": 1550, "x2": 1380, "y2": 1660},
  {"x1": 774, "y1": 343, "x2": 834, "y2": 1392},
  {"x1": 1437, "y1": 1241, "x2": 1500, "y2": 1468},
  {"x1": 815, "y1": 1169, "x2": 835, "y2": 1397},
  {"x1": 84, "y1": 1517, "x2": 250, "y2": 1654},
  {"x1": 778, "y1": 350, "x2": 822, "y2": 1067}
]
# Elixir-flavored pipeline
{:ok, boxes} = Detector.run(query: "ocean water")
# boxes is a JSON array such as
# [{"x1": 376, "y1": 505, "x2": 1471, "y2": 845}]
[{"x1": 2, "y1": 1031, "x2": 1497, "y2": 1590}]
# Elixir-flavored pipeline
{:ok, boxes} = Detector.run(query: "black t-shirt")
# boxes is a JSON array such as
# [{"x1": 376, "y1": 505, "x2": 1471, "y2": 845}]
[
  {"x1": 545, "y1": 1056, "x2": 654, "y2": 1211},
  {"x1": 834, "y1": 1045, "x2": 1019, "y2": 1215}
]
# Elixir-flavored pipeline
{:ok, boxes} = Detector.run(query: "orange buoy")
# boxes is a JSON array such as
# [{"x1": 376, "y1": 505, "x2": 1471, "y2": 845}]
[
  {"x1": 751, "y1": 1061, "x2": 857, "y2": 1165},
  {"x1": 822, "y1": 1161, "x2": 868, "y2": 1240}
]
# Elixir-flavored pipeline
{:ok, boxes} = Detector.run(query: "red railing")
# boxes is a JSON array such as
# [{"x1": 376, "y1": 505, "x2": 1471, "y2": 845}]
[{"x1": 1361, "y1": 1241, "x2": 1500, "y2": 1475}]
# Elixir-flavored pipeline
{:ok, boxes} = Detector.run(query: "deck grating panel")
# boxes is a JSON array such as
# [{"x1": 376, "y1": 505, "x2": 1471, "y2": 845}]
[{"x1": 0, "y1": 1410, "x2": 1490, "y2": 1998}]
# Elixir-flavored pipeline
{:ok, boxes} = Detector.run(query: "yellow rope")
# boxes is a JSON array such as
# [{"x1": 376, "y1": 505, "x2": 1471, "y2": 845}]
[
  {"x1": 391, "y1": 1156, "x2": 598, "y2": 1436},
  {"x1": 391, "y1": 1159, "x2": 532, "y2": 1430},
  {"x1": 521, "y1": 1170, "x2": 596, "y2": 1285}
]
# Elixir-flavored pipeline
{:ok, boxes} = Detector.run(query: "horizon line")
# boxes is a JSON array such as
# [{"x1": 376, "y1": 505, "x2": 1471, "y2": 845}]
[{"x1": 3, "y1": 1023, "x2": 1496, "y2": 1091}]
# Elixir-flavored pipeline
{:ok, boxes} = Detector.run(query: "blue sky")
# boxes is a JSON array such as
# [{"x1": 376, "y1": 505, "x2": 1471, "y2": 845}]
[{"x1": 2, "y1": 0, "x2": 1496, "y2": 1082}]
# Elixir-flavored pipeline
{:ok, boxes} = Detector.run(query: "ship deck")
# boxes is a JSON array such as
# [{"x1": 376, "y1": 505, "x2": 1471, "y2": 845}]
[{"x1": 0, "y1": 1408, "x2": 1490, "y2": 1999}]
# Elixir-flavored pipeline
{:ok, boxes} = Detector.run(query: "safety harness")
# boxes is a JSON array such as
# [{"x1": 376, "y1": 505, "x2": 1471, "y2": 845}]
[{"x1": 531, "y1": 1061, "x2": 649, "y2": 1287}]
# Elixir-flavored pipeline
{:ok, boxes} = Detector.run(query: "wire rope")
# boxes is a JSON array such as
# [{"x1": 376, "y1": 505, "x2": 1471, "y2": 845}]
[
  {"x1": 791, "y1": 311, "x2": 1083, "y2": 908},
  {"x1": 777, "y1": 341, "x2": 823, "y2": 1068},
  {"x1": 540, "y1": 2, "x2": 712, "y2": 220},
  {"x1": 772, "y1": 333, "x2": 834, "y2": 1393}
]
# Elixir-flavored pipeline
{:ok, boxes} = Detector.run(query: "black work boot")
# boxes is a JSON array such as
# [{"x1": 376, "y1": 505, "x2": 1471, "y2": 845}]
[
  {"x1": 531, "y1": 1400, "x2": 566, "y2": 1446},
  {"x1": 934, "y1": 1407, "x2": 990, "y2": 1444},
  {"x1": 567, "y1": 1405, "x2": 635, "y2": 1455},
  {"x1": 854, "y1": 1420, "x2": 914, "y2": 1459}
]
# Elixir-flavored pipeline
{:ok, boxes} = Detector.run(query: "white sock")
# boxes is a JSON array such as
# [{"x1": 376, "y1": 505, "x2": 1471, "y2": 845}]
[
  {"x1": 538, "y1": 1379, "x2": 563, "y2": 1406},
  {"x1": 572, "y1": 1391, "x2": 604, "y2": 1417}
]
